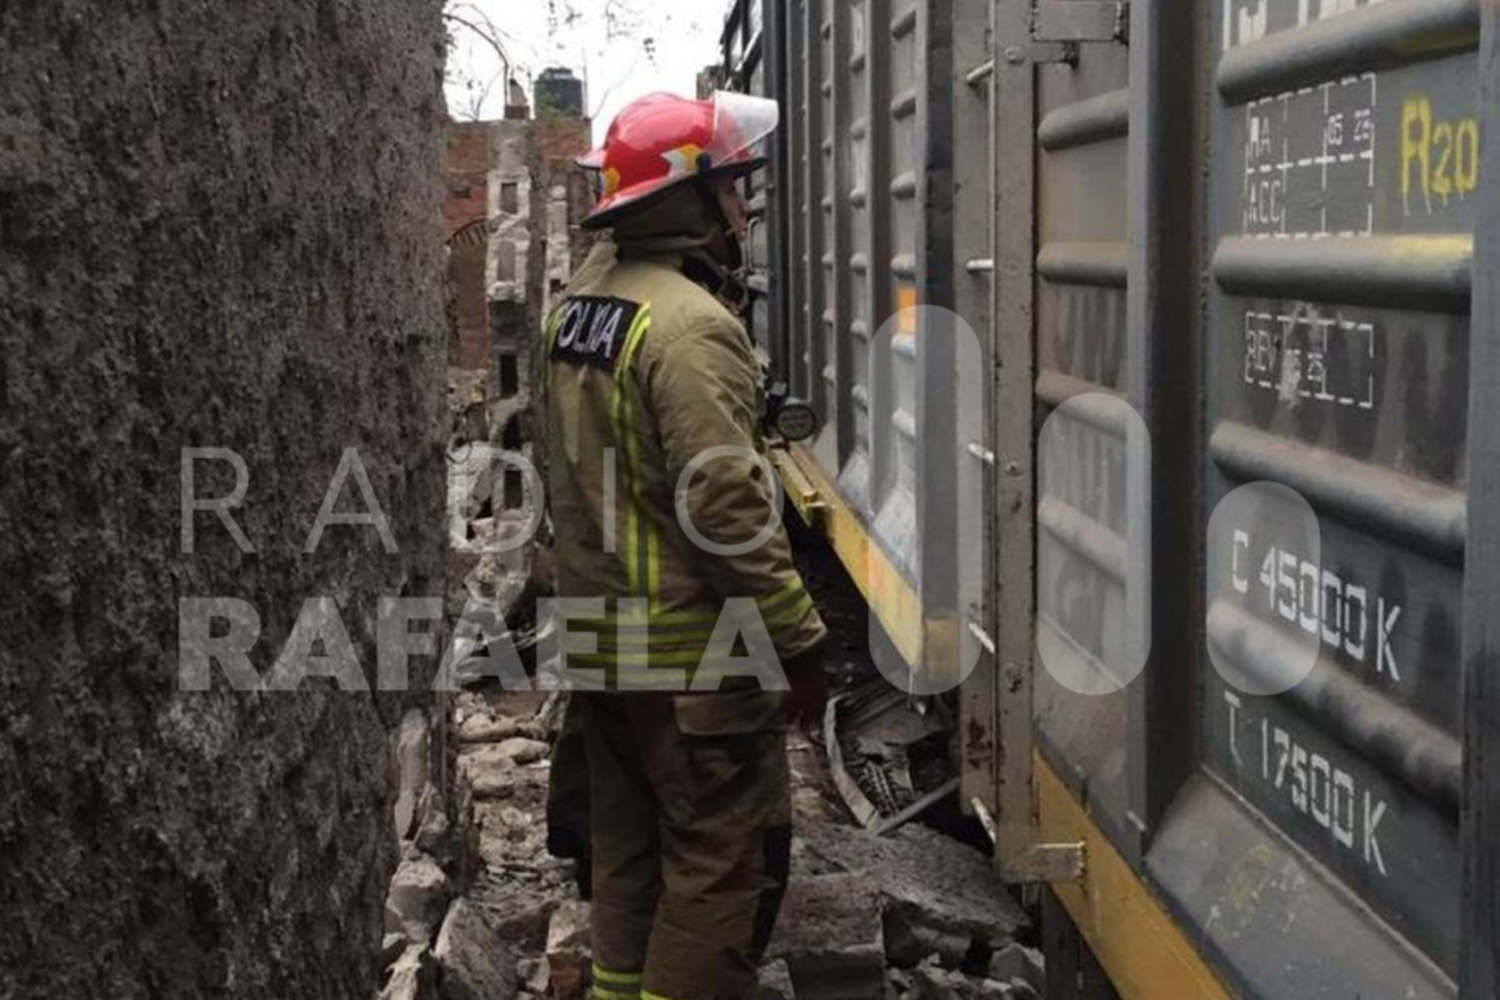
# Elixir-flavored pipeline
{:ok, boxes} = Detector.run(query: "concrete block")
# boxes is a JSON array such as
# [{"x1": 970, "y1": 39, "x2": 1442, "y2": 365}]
[
  {"x1": 760, "y1": 959, "x2": 798, "y2": 1000},
  {"x1": 434, "y1": 899, "x2": 519, "y2": 1000},
  {"x1": 1005, "y1": 980, "x2": 1040, "y2": 1000},
  {"x1": 908, "y1": 962, "x2": 1012, "y2": 1000},
  {"x1": 393, "y1": 709, "x2": 433, "y2": 841},
  {"x1": 986, "y1": 944, "x2": 1043, "y2": 993},
  {"x1": 458, "y1": 713, "x2": 545, "y2": 744},
  {"x1": 518, "y1": 956, "x2": 550, "y2": 995},
  {"x1": 797, "y1": 820, "x2": 1027, "y2": 962},
  {"x1": 388, "y1": 855, "x2": 451, "y2": 942},
  {"x1": 383, "y1": 931, "x2": 411, "y2": 969},
  {"x1": 381, "y1": 944, "x2": 438, "y2": 1000},
  {"x1": 459, "y1": 738, "x2": 550, "y2": 781},
  {"x1": 884, "y1": 902, "x2": 978, "y2": 969},
  {"x1": 767, "y1": 874, "x2": 886, "y2": 1000}
]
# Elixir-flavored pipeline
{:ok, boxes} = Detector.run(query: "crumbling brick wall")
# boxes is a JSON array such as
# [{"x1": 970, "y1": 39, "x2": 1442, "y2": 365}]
[
  {"x1": 486, "y1": 122, "x2": 543, "y2": 586},
  {"x1": 445, "y1": 125, "x2": 497, "y2": 373},
  {"x1": 0, "y1": 3, "x2": 448, "y2": 998},
  {"x1": 443, "y1": 116, "x2": 591, "y2": 634},
  {"x1": 534, "y1": 117, "x2": 596, "y2": 315}
]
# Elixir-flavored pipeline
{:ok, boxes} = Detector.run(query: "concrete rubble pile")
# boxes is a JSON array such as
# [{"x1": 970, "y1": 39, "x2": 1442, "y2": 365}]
[
  {"x1": 772, "y1": 815, "x2": 1037, "y2": 1000},
  {"x1": 445, "y1": 366, "x2": 552, "y2": 670},
  {"x1": 378, "y1": 702, "x2": 477, "y2": 1000},
  {"x1": 376, "y1": 688, "x2": 1042, "y2": 1000},
  {"x1": 377, "y1": 690, "x2": 571, "y2": 1000},
  {"x1": 441, "y1": 113, "x2": 594, "y2": 677}
]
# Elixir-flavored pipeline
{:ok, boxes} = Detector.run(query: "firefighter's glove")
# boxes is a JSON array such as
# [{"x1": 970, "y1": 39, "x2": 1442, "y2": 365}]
[{"x1": 782, "y1": 641, "x2": 829, "y2": 732}]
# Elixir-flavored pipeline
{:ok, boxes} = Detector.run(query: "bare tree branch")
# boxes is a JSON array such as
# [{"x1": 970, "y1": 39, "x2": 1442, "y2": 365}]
[
  {"x1": 460, "y1": 72, "x2": 501, "y2": 122},
  {"x1": 443, "y1": 9, "x2": 512, "y2": 83},
  {"x1": 588, "y1": 52, "x2": 642, "y2": 119},
  {"x1": 442, "y1": 0, "x2": 675, "y2": 122}
]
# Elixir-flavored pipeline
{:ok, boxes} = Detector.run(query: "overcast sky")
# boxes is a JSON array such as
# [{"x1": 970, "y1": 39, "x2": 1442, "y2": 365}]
[{"x1": 444, "y1": 0, "x2": 729, "y2": 143}]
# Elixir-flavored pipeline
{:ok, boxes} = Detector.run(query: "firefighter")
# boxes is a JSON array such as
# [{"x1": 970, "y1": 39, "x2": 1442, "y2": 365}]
[{"x1": 538, "y1": 91, "x2": 828, "y2": 1000}]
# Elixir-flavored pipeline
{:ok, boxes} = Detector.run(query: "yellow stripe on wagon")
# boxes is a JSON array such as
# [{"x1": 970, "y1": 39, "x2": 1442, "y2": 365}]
[
  {"x1": 769, "y1": 443, "x2": 924, "y2": 671},
  {"x1": 772, "y1": 440, "x2": 1232, "y2": 1000},
  {"x1": 1037, "y1": 756, "x2": 1235, "y2": 1000}
]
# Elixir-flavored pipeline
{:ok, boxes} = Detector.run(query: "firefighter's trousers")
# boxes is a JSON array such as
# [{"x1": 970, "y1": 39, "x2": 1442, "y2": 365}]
[
  {"x1": 580, "y1": 690, "x2": 792, "y2": 1000},
  {"x1": 547, "y1": 695, "x2": 593, "y2": 899}
]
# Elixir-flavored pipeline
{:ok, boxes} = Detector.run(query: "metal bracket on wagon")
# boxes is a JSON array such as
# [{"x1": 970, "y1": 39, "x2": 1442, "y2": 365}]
[
  {"x1": 972, "y1": 798, "x2": 1086, "y2": 884},
  {"x1": 1021, "y1": 1, "x2": 1129, "y2": 65},
  {"x1": 1001, "y1": 843, "x2": 1087, "y2": 886},
  {"x1": 768, "y1": 449, "x2": 826, "y2": 527}
]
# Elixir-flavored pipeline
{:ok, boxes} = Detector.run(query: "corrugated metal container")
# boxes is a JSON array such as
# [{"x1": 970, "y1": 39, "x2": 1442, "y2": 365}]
[
  {"x1": 724, "y1": 0, "x2": 1500, "y2": 996},
  {"x1": 725, "y1": 0, "x2": 989, "y2": 686}
]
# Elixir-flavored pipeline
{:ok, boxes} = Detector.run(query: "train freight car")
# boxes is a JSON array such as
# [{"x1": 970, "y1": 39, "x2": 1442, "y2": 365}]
[{"x1": 718, "y1": 0, "x2": 1500, "y2": 997}]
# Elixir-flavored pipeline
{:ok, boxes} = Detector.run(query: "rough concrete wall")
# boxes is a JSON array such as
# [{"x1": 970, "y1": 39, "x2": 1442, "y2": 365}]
[{"x1": 0, "y1": 2, "x2": 448, "y2": 998}]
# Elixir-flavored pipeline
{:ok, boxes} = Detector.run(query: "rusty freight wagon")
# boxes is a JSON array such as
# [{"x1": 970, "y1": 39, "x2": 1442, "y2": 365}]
[{"x1": 717, "y1": 0, "x2": 1500, "y2": 996}]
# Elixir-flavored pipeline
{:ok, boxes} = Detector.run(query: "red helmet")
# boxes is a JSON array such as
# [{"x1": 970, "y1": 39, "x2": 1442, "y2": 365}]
[{"x1": 578, "y1": 91, "x2": 779, "y2": 229}]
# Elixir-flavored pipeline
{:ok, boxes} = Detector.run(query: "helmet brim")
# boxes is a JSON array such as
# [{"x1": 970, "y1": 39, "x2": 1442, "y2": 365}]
[{"x1": 581, "y1": 157, "x2": 766, "y2": 231}]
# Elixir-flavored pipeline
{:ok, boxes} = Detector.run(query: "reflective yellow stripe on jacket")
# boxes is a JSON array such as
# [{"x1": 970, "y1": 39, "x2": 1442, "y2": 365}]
[
  {"x1": 610, "y1": 305, "x2": 655, "y2": 599},
  {"x1": 559, "y1": 580, "x2": 814, "y2": 690}
]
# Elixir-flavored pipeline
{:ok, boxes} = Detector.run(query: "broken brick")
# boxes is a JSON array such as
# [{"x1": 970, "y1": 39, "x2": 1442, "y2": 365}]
[{"x1": 546, "y1": 900, "x2": 592, "y2": 1000}]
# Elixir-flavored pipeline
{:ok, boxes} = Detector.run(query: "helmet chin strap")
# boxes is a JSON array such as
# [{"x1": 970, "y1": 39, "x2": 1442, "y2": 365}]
[
  {"x1": 680, "y1": 252, "x2": 751, "y2": 317},
  {"x1": 682, "y1": 176, "x2": 753, "y2": 316}
]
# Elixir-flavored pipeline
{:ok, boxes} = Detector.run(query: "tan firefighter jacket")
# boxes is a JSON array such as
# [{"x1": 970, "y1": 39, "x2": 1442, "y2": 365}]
[{"x1": 539, "y1": 199, "x2": 825, "y2": 692}]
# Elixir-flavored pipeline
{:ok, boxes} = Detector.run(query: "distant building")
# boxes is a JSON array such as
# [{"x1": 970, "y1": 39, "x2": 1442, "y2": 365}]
[
  {"x1": 535, "y1": 67, "x2": 585, "y2": 119},
  {"x1": 442, "y1": 114, "x2": 594, "y2": 618},
  {"x1": 442, "y1": 116, "x2": 592, "y2": 371}
]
